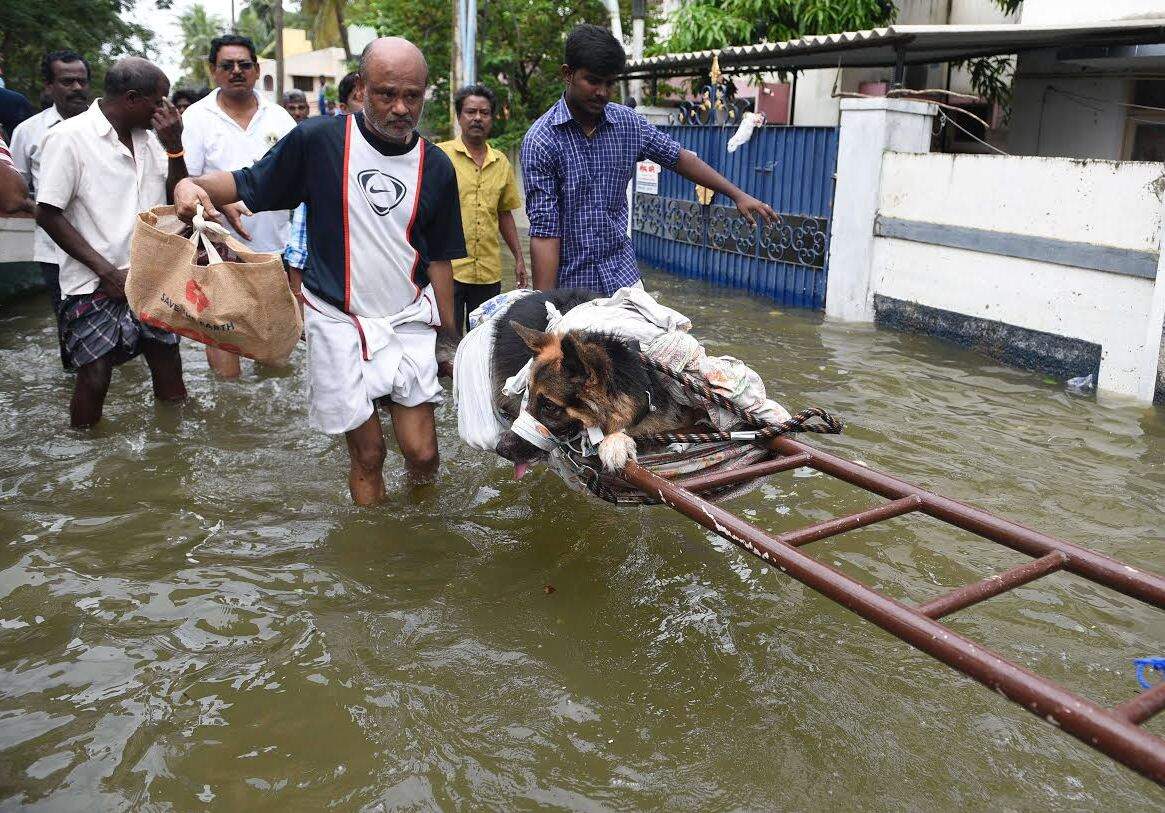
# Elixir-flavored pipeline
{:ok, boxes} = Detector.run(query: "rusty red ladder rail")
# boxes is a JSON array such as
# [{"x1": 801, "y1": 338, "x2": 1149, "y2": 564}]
[{"x1": 620, "y1": 436, "x2": 1165, "y2": 786}]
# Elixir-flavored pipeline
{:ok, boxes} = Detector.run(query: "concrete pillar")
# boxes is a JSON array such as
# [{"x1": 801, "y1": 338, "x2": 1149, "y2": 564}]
[
  {"x1": 826, "y1": 98, "x2": 937, "y2": 321},
  {"x1": 1136, "y1": 211, "x2": 1165, "y2": 402}
]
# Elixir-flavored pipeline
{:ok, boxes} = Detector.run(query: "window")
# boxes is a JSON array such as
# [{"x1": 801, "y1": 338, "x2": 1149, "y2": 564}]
[
  {"x1": 263, "y1": 75, "x2": 274, "y2": 92},
  {"x1": 1126, "y1": 80, "x2": 1165, "y2": 161},
  {"x1": 291, "y1": 75, "x2": 314, "y2": 92}
]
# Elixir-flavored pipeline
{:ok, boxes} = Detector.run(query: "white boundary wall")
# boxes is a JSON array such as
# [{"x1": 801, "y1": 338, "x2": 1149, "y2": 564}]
[{"x1": 871, "y1": 152, "x2": 1165, "y2": 398}]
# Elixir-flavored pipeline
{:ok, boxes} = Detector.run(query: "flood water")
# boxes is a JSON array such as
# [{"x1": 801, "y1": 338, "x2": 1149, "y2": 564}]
[{"x1": 1, "y1": 267, "x2": 1163, "y2": 811}]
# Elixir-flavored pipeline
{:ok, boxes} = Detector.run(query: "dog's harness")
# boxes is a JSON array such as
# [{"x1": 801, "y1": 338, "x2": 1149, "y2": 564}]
[{"x1": 511, "y1": 391, "x2": 605, "y2": 455}]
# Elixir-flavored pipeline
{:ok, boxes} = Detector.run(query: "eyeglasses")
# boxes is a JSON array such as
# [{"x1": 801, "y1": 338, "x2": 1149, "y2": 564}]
[{"x1": 216, "y1": 60, "x2": 255, "y2": 72}]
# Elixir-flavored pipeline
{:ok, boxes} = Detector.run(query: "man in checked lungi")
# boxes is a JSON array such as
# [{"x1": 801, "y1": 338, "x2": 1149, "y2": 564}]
[{"x1": 36, "y1": 57, "x2": 189, "y2": 428}]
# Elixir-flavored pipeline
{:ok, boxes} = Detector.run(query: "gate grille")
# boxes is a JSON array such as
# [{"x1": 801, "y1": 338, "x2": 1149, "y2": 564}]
[{"x1": 633, "y1": 125, "x2": 838, "y2": 309}]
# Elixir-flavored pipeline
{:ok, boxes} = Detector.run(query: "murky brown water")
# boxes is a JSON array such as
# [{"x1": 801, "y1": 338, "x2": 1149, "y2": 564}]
[{"x1": 1, "y1": 267, "x2": 1163, "y2": 811}]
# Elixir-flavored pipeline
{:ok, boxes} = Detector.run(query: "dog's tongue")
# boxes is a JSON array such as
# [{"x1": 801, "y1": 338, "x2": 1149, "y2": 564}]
[{"x1": 513, "y1": 462, "x2": 530, "y2": 480}]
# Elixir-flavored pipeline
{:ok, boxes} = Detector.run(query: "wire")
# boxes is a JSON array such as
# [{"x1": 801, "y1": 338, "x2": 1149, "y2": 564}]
[
  {"x1": 939, "y1": 109, "x2": 1010, "y2": 155},
  {"x1": 1048, "y1": 85, "x2": 1165, "y2": 115}
]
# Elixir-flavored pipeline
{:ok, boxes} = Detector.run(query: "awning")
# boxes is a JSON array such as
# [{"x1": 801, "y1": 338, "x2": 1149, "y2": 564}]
[{"x1": 622, "y1": 20, "x2": 1165, "y2": 79}]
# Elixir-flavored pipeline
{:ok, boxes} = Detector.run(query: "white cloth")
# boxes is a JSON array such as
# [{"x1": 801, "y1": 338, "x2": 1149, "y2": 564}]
[
  {"x1": 181, "y1": 89, "x2": 296, "y2": 252},
  {"x1": 453, "y1": 316, "x2": 504, "y2": 450},
  {"x1": 454, "y1": 289, "x2": 537, "y2": 450},
  {"x1": 9, "y1": 104, "x2": 64, "y2": 263},
  {"x1": 727, "y1": 112, "x2": 764, "y2": 153},
  {"x1": 302, "y1": 287, "x2": 442, "y2": 435},
  {"x1": 36, "y1": 100, "x2": 168, "y2": 298}
]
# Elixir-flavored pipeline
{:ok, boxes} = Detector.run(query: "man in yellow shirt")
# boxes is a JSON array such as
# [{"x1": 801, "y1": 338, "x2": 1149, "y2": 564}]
[{"x1": 438, "y1": 84, "x2": 526, "y2": 334}]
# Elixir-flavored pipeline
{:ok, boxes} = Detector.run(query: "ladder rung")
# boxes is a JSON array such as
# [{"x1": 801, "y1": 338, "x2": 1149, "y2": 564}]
[
  {"x1": 1112, "y1": 681, "x2": 1165, "y2": 725},
  {"x1": 918, "y1": 552, "x2": 1067, "y2": 619},
  {"x1": 779, "y1": 495, "x2": 923, "y2": 547},
  {"x1": 675, "y1": 452, "x2": 812, "y2": 492}
]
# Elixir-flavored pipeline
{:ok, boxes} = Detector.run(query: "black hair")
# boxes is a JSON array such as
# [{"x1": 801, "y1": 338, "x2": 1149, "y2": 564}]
[
  {"x1": 104, "y1": 57, "x2": 166, "y2": 98},
  {"x1": 564, "y1": 23, "x2": 626, "y2": 76},
  {"x1": 172, "y1": 88, "x2": 201, "y2": 106},
  {"x1": 41, "y1": 50, "x2": 90, "y2": 84},
  {"x1": 208, "y1": 34, "x2": 257, "y2": 66},
  {"x1": 338, "y1": 71, "x2": 359, "y2": 105},
  {"x1": 453, "y1": 83, "x2": 496, "y2": 115}
]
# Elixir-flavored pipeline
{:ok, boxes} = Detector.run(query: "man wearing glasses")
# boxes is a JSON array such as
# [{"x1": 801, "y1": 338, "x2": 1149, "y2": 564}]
[{"x1": 180, "y1": 34, "x2": 297, "y2": 378}]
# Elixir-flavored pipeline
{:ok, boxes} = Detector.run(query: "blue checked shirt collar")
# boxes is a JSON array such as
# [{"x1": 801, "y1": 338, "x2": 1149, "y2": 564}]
[{"x1": 547, "y1": 95, "x2": 613, "y2": 130}]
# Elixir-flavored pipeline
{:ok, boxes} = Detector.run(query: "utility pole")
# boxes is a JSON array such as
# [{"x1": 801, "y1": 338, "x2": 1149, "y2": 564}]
[
  {"x1": 631, "y1": 0, "x2": 646, "y2": 105},
  {"x1": 452, "y1": 0, "x2": 477, "y2": 134},
  {"x1": 274, "y1": 0, "x2": 285, "y2": 104},
  {"x1": 451, "y1": 0, "x2": 462, "y2": 135}
]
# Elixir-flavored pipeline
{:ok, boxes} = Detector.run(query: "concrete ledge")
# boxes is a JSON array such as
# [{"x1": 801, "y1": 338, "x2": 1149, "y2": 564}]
[
  {"x1": 875, "y1": 215, "x2": 1159, "y2": 280},
  {"x1": 838, "y1": 97, "x2": 938, "y2": 116},
  {"x1": 873, "y1": 294, "x2": 1102, "y2": 382},
  {"x1": 0, "y1": 262, "x2": 45, "y2": 302}
]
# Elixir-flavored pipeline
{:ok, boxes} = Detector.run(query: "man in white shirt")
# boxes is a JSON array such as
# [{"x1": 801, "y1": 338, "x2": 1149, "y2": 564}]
[
  {"x1": 181, "y1": 34, "x2": 297, "y2": 378},
  {"x1": 10, "y1": 50, "x2": 92, "y2": 316},
  {"x1": 36, "y1": 57, "x2": 190, "y2": 428}
]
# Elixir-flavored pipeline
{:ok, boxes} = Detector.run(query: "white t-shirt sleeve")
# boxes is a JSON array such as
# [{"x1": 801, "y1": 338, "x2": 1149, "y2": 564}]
[
  {"x1": 181, "y1": 111, "x2": 206, "y2": 177},
  {"x1": 8, "y1": 118, "x2": 33, "y2": 185},
  {"x1": 35, "y1": 129, "x2": 78, "y2": 210}
]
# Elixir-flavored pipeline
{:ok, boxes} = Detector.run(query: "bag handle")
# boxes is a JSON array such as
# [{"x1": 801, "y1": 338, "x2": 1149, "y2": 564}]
[{"x1": 189, "y1": 203, "x2": 232, "y2": 265}]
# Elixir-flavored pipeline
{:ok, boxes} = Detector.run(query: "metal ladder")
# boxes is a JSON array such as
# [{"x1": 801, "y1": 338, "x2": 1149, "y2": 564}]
[{"x1": 620, "y1": 436, "x2": 1165, "y2": 786}]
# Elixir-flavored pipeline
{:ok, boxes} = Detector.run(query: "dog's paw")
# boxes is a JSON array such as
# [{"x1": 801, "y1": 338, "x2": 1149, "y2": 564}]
[{"x1": 598, "y1": 431, "x2": 637, "y2": 473}]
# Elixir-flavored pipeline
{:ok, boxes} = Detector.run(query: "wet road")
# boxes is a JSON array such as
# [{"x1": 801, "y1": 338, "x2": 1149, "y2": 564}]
[{"x1": 0, "y1": 268, "x2": 1163, "y2": 810}]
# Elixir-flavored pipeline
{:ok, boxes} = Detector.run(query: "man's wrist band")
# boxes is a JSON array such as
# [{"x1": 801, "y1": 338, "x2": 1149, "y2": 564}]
[{"x1": 166, "y1": 149, "x2": 185, "y2": 159}]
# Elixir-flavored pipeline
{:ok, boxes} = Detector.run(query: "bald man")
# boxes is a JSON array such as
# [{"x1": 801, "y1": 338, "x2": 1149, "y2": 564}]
[{"x1": 174, "y1": 37, "x2": 465, "y2": 505}]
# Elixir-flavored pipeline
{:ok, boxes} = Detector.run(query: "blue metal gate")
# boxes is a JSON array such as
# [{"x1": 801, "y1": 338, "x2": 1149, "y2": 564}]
[{"x1": 633, "y1": 125, "x2": 838, "y2": 310}]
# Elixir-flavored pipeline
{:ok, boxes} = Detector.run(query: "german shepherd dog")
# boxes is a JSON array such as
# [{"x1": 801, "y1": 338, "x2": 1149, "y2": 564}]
[{"x1": 492, "y1": 290, "x2": 704, "y2": 477}]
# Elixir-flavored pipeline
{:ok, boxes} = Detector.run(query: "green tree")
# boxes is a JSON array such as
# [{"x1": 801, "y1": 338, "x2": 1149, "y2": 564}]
[
  {"x1": 657, "y1": 0, "x2": 895, "y2": 54},
  {"x1": 178, "y1": 3, "x2": 227, "y2": 89},
  {"x1": 237, "y1": 1, "x2": 275, "y2": 56},
  {"x1": 301, "y1": 0, "x2": 353, "y2": 60},
  {"x1": 353, "y1": 0, "x2": 614, "y2": 150},
  {"x1": 237, "y1": 0, "x2": 313, "y2": 58},
  {"x1": 0, "y1": 0, "x2": 155, "y2": 103}
]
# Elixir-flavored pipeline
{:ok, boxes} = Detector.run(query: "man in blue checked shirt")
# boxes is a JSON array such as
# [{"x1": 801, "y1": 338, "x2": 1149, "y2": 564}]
[{"x1": 521, "y1": 24, "x2": 778, "y2": 295}]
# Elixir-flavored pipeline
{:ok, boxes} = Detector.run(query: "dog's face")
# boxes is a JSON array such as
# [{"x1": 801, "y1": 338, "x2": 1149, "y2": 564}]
[{"x1": 495, "y1": 322, "x2": 626, "y2": 477}]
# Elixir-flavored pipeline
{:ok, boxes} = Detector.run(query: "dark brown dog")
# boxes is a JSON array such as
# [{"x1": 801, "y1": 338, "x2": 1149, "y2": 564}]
[{"x1": 495, "y1": 320, "x2": 702, "y2": 474}]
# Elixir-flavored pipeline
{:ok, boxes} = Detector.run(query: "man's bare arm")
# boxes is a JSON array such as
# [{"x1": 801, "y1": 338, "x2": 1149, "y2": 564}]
[
  {"x1": 673, "y1": 149, "x2": 777, "y2": 226},
  {"x1": 428, "y1": 260, "x2": 457, "y2": 340},
  {"x1": 0, "y1": 164, "x2": 35, "y2": 217},
  {"x1": 173, "y1": 173, "x2": 251, "y2": 237},
  {"x1": 37, "y1": 204, "x2": 126, "y2": 297},
  {"x1": 153, "y1": 98, "x2": 188, "y2": 203},
  {"x1": 498, "y1": 210, "x2": 528, "y2": 288},
  {"x1": 530, "y1": 236, "x2": 560, "y2": 291},
  {"x1": 428, "y1": 259, "x2": 458, "y2": 375}
]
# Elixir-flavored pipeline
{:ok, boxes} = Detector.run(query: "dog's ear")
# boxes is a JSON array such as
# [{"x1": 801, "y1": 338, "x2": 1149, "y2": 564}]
[
  {"x1": 560, "y1": 333, "x2": 586, "y2": 380},
  {"x1": 510, "y1": 321, "x2": 553, "y2": 354},
  {"x1": 561, "y1": 333, "x2": 610, "y2": 383}
]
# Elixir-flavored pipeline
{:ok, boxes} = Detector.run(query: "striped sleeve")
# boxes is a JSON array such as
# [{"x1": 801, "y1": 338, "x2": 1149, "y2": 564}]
[{"x1": 0, "y1": 136, "x2": 13, "y2": 169}]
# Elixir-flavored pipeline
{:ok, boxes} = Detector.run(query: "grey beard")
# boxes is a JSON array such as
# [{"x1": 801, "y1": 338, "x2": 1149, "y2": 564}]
[{"x1": 366, "y1": 103, "x2": 424, "y2": 142}]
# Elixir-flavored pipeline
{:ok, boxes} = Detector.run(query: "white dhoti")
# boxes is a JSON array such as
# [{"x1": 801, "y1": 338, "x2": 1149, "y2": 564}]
[{"x1": 302, "y1": 287, "x2": 443, "y2": 435}]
